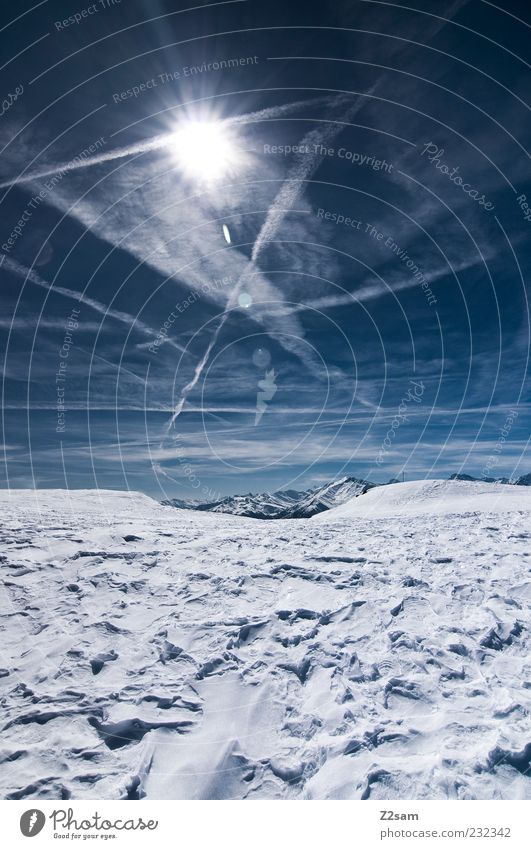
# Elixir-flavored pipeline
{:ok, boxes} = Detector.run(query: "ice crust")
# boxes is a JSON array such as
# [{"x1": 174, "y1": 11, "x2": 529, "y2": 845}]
[{"x1": 0, "y1": 481, "x2": 530, "y2": 799}]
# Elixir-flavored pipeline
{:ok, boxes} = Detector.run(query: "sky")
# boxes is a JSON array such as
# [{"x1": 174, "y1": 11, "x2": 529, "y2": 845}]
[{"x1": 0, "y1": 0, "x2": 530, "y2": 498}]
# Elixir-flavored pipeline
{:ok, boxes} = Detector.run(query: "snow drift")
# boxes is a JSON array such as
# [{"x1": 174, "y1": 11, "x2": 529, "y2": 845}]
[
  {"x1": 318, "y1": 478, "x2": 531, "y2": 519},
  {"x1": 0, "y1": 482, "x2": 529, "y2": 800}
]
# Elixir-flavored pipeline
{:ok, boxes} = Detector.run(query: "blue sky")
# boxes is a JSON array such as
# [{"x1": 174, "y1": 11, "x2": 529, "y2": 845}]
[{"x1": 1, "y1": 0, "x2": 530, "y2": 497}]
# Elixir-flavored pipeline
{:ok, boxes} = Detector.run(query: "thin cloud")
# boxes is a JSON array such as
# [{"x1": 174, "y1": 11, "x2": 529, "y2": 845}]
[
  {"x1": 0, "y1": 96, "x2": 342, "y2": 189},
  {"x1": 1, "y1": 255, "x2": 187, "y2": 353}
]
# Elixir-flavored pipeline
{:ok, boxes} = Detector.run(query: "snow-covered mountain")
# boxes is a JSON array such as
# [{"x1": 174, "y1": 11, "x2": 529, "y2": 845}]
[
  {"x1": 1, "y1": 481, "x2": 530, "y2": 800},
  {"x1": 207, "y1": 488, "x2": 304, "y2": 518},
  {"x1": 449, "y1": 472, "x2": 531, "y2": 485},
  {"x1": 164, "y1": 472, "x2": 531, "y2": 520},
  {"x1": 285, "y1": 476, "x2": 374, "y2": 517},
  {"x1": 163, "y1": 488, "x2": 303, "y2": 518},
  {"x1": 163, "y1": 476, "x2": 375, "y2": 519},
  {"x1": 315, "y1": 477, "x2": 530, "y2": 519},
  {"x1": 449, "y1": 472, "x2": 511, "y2": 484}
]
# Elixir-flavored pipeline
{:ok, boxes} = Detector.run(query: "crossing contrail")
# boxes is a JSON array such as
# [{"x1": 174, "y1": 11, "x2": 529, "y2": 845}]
[
  {"x1": 0, "y1": 95, "x2": 344, "y2": 190},
  {"x1": 250, "y1": 90, "x2": 376, "y2": 264},
  {"x1": 165, "y1": 91, "x2": 372, "y2": 432}
]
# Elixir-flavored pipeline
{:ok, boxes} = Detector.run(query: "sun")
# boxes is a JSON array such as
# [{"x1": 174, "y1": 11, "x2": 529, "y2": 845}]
[{"x1": 170, "y1": 119, "x2": 241, "y2": 182}]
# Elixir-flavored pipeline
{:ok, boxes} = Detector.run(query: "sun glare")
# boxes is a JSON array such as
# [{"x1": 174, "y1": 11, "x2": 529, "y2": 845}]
[{"x1": 171, "y1": 120, "x2": 240, "y2": 182}]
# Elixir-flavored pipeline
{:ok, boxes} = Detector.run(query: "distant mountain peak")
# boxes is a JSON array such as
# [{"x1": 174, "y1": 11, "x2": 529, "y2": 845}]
[
  {"x1": 449, "y1": 472, "x2": 518, "y2": 485},
  {"x1": 163, "y1": 471, "x2": 531, "y2": 519},
  {"x1": 163, "y1": 475, "x2": 376, "y2": 519}
]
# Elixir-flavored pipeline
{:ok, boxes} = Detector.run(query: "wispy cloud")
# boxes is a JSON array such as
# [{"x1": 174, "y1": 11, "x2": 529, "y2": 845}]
[
  {"x1": 0, "y1": 96, "x2": 342, "y2": 189},
  {"x1": 1, "y1": 255, "x2": 187, "y2": 352}
]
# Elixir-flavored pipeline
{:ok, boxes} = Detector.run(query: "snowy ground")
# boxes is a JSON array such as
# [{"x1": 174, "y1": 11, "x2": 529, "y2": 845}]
[{"x1": 0, "y1": 480, "x2": 530, "y2": 800}]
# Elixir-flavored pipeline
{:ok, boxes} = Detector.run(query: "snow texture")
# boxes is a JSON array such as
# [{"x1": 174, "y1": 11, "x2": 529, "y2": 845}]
[{"x1": 0, "y1": 480, "x2": 530, "y2": 800}]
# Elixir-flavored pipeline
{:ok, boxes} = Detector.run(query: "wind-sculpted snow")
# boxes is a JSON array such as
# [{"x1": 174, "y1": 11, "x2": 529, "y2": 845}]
[{"x1": 0, "y1": 482, "x2": 530, "y2": 800}]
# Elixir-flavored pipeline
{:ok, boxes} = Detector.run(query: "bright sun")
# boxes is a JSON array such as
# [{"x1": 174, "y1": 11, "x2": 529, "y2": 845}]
[{"x1": 171, "y1": 120, "x2": 240, "y2": 182}]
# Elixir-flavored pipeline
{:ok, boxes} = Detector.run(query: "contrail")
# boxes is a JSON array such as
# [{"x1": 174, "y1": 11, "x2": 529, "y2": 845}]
[
  {"x1": 0, "y1": 255, "x2": 187, "y2": 352},
  {"x1": 166, "y1": 92, "x2": 371, "y2": 432},
  {"x1": 186, "y1": 14, "x2": 466, "y2": 478},
  {"x1": 0, "y1": 134, "x2": 171, "y2": 190},
  {"x1": 0, "y1": 95, "x2": 343, "y2": 190},
  {"x1": 251, "y1": 90, "x2": 377, "y2": 264}
]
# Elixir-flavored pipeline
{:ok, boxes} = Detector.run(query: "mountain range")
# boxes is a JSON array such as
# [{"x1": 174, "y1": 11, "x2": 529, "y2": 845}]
[
  {"x1": 162, "y1": 476, "x2": 375, "y2": 519},
  {"x1": 162, "y1": 471, "x2": 531, "y2": 519}
]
